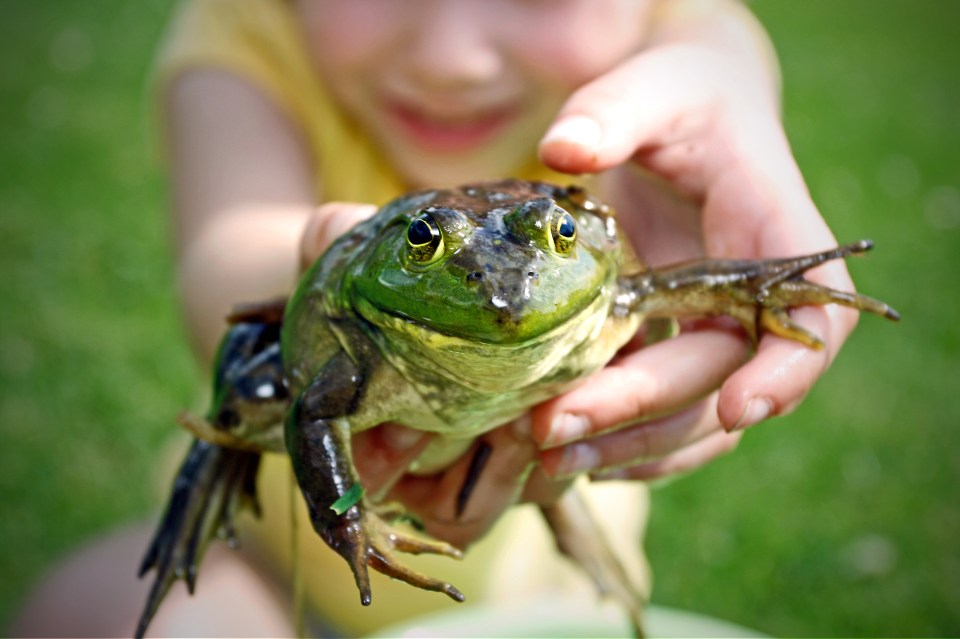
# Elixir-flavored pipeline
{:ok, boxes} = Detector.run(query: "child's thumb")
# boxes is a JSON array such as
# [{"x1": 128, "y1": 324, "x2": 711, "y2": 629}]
[{"x1": 537, "y1": 48, "x2": 720, "y2": 177}]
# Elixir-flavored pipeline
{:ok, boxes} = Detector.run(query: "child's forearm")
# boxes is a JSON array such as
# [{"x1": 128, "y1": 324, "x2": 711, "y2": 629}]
[
  {"x1": 177, "y1": 208, "x2": 308, "y2": 368},
  {"x1": 165, "y1": 70, "x2": 318, "y2": 368}
]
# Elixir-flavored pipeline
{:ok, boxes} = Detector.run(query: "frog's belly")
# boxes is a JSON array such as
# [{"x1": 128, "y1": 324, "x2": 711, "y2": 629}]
[{"x1": 405, "y1": 390, "x2": 537, "y2": 474}]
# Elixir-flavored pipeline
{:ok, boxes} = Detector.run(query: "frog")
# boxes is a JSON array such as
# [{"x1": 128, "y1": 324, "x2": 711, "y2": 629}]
[{"x1": 135, "y1": 179, "x2": 898, "y2": 638}]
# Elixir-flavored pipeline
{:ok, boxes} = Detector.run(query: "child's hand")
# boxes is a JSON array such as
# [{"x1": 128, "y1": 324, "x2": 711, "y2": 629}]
[
  {"x1": 299, "y1": 202, "x2": 378, "y2": 271},
  {"x1": 534, "y1": 18, "x2": 860, "y2": 480}
]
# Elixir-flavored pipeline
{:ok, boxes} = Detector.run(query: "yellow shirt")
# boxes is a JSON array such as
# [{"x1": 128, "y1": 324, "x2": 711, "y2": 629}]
[{"x1": 155, "y1": 1, "x2": 648, "y2": 634}]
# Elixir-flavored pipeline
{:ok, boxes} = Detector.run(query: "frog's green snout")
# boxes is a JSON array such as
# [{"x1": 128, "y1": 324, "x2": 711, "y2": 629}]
[
  {"x1": 460, "y1": 197, "x2": 579, "y2": 320},
  {"x1": 463, "y1": 266, "x2": 538, "y2": 303}
]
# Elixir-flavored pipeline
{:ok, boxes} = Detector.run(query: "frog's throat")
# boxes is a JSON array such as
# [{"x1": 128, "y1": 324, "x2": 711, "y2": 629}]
[{"x1": 353, "y1": 293, "x2": 621, "y2": 394}]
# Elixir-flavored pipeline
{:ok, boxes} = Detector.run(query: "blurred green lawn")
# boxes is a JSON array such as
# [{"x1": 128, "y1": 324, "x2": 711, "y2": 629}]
[{"x1": 1, "y1": 1, "x2": 958, "y2": 636}]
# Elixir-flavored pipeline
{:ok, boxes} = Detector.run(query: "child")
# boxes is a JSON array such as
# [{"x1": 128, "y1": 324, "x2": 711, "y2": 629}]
[{"x1": 15, "y1": 0, "x2": 862, "y2": 635}]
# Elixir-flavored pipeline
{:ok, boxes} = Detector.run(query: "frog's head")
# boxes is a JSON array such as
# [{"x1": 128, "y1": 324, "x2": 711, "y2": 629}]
[{"x1": 349, "y1": 180, "x2": 622, "y2": 345}]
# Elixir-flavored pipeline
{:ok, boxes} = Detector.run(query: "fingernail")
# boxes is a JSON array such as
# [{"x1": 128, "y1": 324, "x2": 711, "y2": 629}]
[
  {"x1": 545, "y1": 413, "x2": 592, "y2": 447},
  {"x1": 542, "y1": 115, "x2": 603, "y2": 150},
  {"x1": 731, "y1": 397, "x2": 774, "y2": 432},
  {"x1": 558, "y1": 442, "x2": 602, "y2": 477},
  {"x1": 380, "y1": 423, "x2": 427, "y2": 451}
]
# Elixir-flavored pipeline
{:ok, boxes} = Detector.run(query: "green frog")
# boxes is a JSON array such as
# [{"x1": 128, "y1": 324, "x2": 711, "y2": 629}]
[{"x1": 136, "y1": 180, "x2": 898, "y2": 638}]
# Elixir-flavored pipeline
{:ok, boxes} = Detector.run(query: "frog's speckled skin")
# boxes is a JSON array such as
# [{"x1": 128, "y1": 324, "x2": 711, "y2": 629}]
[{"x1": 136, "y1": 180, "x2": 898, "y2": 638}]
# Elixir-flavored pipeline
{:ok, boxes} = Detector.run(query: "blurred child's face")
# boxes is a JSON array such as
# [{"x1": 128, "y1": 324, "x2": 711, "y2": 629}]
[{"x1": 295, "y1": 0, "x2": 654, "y2": 187}]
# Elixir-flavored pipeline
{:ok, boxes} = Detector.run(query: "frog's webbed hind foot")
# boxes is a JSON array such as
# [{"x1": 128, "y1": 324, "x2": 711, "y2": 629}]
[
  {"x1": 632, "y1": 240, "x2": 900, "y2": 350},
  {"x1": 326, "y1": 506, "x2": 465, "y2": 606},
  {"x1": 541, "y1": 486, "x2": 647, "y2": 638},
  {"x1": 751, "y1": 241, "x2": 900, "y2": 348},
  {"x1": 135, "y1": 440, "x2": 261, "y2": 639}
]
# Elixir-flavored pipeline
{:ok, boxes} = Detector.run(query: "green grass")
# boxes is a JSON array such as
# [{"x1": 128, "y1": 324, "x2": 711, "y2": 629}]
[
  {"x1": 1, "y1": 1, "x2": 958, "y2": 635},
  {"x1": 0, "y1": 1, "x2": 198, "y2": 628}
]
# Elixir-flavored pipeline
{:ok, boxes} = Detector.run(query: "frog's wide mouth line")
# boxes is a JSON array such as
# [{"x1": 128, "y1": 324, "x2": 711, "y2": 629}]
[
  {"x1": 355, "y1": 293, "x2": 613, "y2": 394},
  {"x1": 354, "y1": 287, "x2": 607, "y2": 348}
]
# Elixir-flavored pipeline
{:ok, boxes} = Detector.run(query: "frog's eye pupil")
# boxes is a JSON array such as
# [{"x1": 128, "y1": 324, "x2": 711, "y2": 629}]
[
  {"x1": 557, "y1": 212, "x2": 575, "y2": 239},
  {"x1": 407, "y1": 218, "x2": 433, "y2": 246},
  {"x1": 406, "y1": 212, "x2": 445, "y2": 265}
]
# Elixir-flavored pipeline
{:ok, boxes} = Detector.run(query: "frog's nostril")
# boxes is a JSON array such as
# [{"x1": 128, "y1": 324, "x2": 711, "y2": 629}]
[
  {"x1": 527, "y1": 271, "x2": 537, "y2": 279},
  {"x1": 466, "y1": 271, "x2": 483, "y2": 283}
]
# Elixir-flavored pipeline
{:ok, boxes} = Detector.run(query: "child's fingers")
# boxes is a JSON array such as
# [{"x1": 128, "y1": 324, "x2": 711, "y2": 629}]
[
  {"x1": 530, "y1": 328, "x2": 748, "y2": 448},
  {"x1": 591, "y1": 428, "x2": 742, "y2": 482},
  {"x1": 538, "y1": 46, "x2": 734, "y2": 178},
  {"x1": 717, "y1": 303, "x2": 859, "y2": 432},
  {"x1": 299, "y1": 202, "x2": 377, "y2": 269},
  {"x1": 539, "y1": 394, "x2": 724, "y2": 478},
  {"x1": 350, "y1": 424, "x2": 432, "y2": 499}
]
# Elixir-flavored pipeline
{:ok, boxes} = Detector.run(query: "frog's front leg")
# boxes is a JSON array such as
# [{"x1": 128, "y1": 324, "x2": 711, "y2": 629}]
[
  {"x1": 624, "y1": 240, "x2": 900, "y2": 348},
  {"x1": 285, "y1": 350, "x2": 465, "y2": 606}
]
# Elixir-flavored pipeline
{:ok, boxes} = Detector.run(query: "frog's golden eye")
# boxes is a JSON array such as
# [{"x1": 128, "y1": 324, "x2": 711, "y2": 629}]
[
  {"x1": 550, "y1": 210, "x2": 576, "y2": 255},
  {"x1": 406, "y1": 212, "x2": 445, "y2": 264}
]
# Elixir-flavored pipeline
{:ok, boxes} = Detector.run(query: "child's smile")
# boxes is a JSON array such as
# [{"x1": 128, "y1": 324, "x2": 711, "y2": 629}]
[
  {"x1": 294, "y1": 0, "x2": 653, "y2": 186},
  {"x1": 384, "y1": 95, "x2": 522, "y2": 154}
]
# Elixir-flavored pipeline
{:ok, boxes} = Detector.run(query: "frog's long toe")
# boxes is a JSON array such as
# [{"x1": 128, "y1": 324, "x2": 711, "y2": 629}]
[
  {"x1": 135, "y1": 439, "x2": 261, "y2": 638},
  {"x1": 759, "y1": 278, "x2": 899, "y2": 349},
  {"x1": 387, "y1": 528, "x2": 464, "y2": 559},
  {"x1": 364, "y1": 511, "x2": 465, "y2": 602},
  {"x1": 368, "y1": 550, "x2": 466, "y2": 602},
  {"x1": 759, "y1": 304, "x2": 826, "y2": 349},
  {"x1": 762, "y1": 276, "x2": 900, "y2": 321},
  {"x1": 327, "y1": 519, "x2": 375, "y2": 605}
]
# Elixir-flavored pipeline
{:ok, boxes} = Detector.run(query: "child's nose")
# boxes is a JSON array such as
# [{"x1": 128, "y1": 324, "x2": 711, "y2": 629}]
[{"x1": 404, "y1": 0, "x2": 503, "y2": 88}]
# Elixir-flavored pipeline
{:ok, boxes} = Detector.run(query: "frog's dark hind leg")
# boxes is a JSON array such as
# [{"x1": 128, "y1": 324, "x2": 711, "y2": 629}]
[
  {"x1": 541, "y1": 486, "x2": 647, "y2": 638},
  {"x1": 286, "y1": 349, "x2": 464, "y2": 607},
  {"x1": 135, "y1": 440, "x2": 261, "y2": 639}
]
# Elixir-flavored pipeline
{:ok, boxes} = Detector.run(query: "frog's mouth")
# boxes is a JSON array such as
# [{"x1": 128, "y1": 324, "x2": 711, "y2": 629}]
[
  {"x1": 354, "y1": 293, "x2": 614, "y2": 393},
  {"x1": 353, "y1": 257, "x2": 611, "y2": 346}
]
